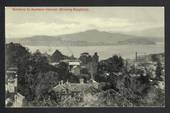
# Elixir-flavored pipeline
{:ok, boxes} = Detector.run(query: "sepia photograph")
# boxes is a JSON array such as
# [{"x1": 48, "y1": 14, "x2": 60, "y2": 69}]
[{"x1": 5, "y1": 7, "x2": 165, "y2": 107}]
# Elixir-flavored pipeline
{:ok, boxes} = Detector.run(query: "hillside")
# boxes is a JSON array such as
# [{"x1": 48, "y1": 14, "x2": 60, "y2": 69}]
[
  {"x1": 118, "y1": 38, "x2": 156, "y2": 45},
  {"x1": 6, "y1": 29, "x2": 161, "y2": 46}
]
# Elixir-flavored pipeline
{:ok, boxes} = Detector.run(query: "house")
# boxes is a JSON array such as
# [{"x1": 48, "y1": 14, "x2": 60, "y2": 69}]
[
  {"x1": 50, "y1": 78, "x2": 99, "y2": 102},
  {"x1": 6, "y1": 67, "x2": 25, "y2": 107},
  {"x1": 13, "y1": 93, "x2": 25, "y2": 107},
  {"x1": 61, "y1": 59, "x2": 81, "y2": 75},
  {"x1": 6, "y1": 67, "x2": 18, "y2": 94}
]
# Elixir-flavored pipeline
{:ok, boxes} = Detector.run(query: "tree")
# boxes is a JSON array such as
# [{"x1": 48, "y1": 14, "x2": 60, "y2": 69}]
[
  {"x1": 155, "y1": 61, "x2": 163, "y2": 80},
  {"x1": 151, "y1": 54, "x2": 160, "y2": 62},
  {"x1": 5, "y1": 42, "x2": 30, "y2": 68},
  {"x1": 35, "y1": 71, "x2": 59, "y2": 100},
  {"x1": 56, "y1": 62, "x2": 79, "y2": 83},
  {"x1": 97, "y1": 55, "x2": 124, "y2": 74}
]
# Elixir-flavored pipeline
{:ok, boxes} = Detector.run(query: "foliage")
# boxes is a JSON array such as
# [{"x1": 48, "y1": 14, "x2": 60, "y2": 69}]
[
  {"x1": 95, "y1": 55, "x2": 124, "y2": 82},
  {"x1": 6, "y1": 43, "x2": 78, "y2": 102},
  {"x1": 98, "y1": 55, "x2": 124, "y2": 73},
  {"x1": 6, "y1": 43, "x2": 165, "y2": 107},
  {"x1": 5, "y1": 42, "x2": 30, "y2": 68}
]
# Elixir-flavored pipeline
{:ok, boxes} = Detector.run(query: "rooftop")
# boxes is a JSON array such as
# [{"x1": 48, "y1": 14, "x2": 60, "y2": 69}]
[
  {"x1": 52, "y1": 80, "x2": 99, "y2": 93},
  {"x1": 53, "y1": 83, "x2": 92, "y2": 92}
]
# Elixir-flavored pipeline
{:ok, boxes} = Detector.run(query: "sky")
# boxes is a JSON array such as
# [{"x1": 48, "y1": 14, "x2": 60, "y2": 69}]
[{"x1": 5, "y1": 7, "x2": 164, "y2": 39}]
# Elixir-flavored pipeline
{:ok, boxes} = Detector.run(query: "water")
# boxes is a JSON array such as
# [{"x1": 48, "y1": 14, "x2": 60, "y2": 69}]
[{"x1": 25, "y1": 43, "x2": 164, "y2": 60}]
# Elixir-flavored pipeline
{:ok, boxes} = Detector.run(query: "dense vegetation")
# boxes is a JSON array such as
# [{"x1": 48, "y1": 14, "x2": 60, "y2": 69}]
[
  {"x1": 6, "y1": 43, "x2": 78, "y2": 103},
  {"x1": 6, "y1": 43, "x2": 165, "y2": 107}
]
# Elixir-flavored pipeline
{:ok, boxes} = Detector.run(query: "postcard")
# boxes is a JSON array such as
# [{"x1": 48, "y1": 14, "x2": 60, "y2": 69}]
[{"x1": 5, "y1": 7, "x2": 165, "y2": 107}]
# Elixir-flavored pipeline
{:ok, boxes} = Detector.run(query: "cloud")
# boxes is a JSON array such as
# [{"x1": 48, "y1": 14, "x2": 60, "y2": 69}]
[
  {"x1": 5, "y1": 17, "x2": 131, "y2": 37},
  {"x1": 5, "y1": 7, "x2": 164, "y2": 38}
]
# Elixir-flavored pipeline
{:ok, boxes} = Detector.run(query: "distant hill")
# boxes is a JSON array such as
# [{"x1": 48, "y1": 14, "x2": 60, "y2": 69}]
[
  {"x1": 6, "y1": 29, "x2": 162, "y2": 46},
  {"x1": 118, "y1": 38, "x2": 156, "y2": 45},
  {"x1": 128, "y1": 27, "x2": 164, "y2": 43},
  {"x1": 134, "y1": 27, "x2": 164, "y2": 38}
]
